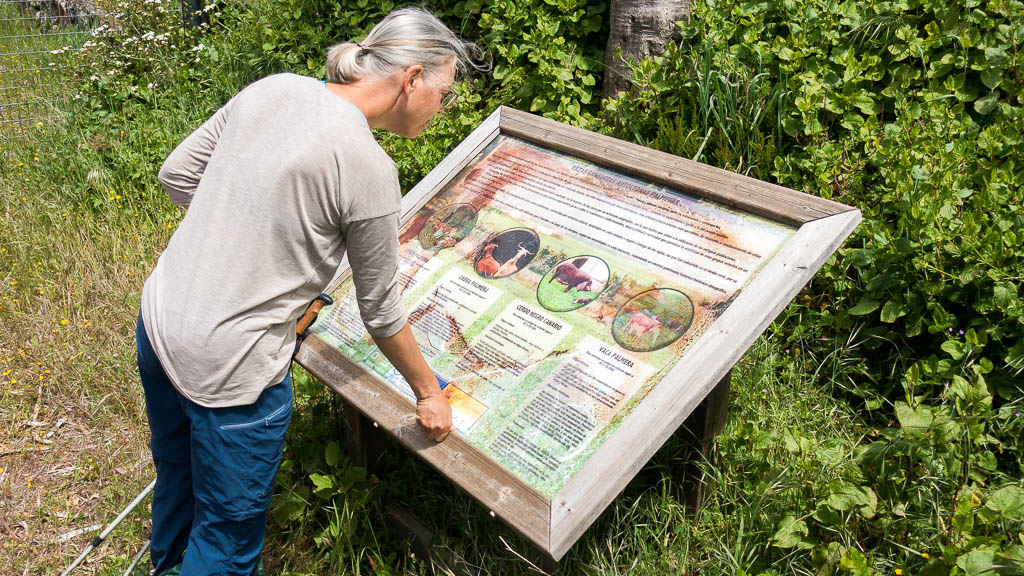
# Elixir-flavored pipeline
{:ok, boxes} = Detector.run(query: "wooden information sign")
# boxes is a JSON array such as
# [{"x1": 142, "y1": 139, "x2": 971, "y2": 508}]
[{"x1": 294, "y1": 106, "x2": 861, "y2": 560}]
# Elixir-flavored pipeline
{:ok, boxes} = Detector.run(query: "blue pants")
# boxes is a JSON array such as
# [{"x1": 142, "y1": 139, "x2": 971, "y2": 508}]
[{"x1": 136, "y1": 314, "x2": 292, "y2": 575}]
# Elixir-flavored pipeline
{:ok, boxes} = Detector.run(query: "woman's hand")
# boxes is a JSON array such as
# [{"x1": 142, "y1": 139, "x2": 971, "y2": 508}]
[
  {"x1": 372, "y1": 322, "x2": 454, "y2": 443},
  {"x1": 416, "y1": 392, "x2": 454, "y2": 442}
]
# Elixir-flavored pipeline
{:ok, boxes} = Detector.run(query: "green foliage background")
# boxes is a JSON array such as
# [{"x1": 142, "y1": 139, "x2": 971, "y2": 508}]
[{"x1": 3, "y1": 0, "x2": 1022, "y2": 573}]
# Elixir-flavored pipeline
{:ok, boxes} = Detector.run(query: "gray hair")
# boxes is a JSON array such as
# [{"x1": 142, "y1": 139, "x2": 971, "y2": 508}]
[{"x1": 326, "y1": 7, "x2": 484, "y2": 84}]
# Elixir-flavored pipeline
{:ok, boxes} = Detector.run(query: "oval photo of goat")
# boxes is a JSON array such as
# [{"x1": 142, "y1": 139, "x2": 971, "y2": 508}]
[
  {"x1": 473, "y1": 228, "x2": 540, "y2": 279},
  {"x1": 611, "y1": 288, "x2": 694, "y2": 352},
  {"x1": 537, "y1": 255, "x2": 610, "y2": 312}
]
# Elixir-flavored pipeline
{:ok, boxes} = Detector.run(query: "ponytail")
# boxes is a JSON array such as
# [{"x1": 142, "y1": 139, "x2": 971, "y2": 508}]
[{"x1": 325, "y1": 7, "x2": 486, "y2": 84}]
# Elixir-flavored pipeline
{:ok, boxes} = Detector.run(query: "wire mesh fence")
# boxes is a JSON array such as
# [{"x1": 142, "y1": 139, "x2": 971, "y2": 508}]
[
  {"x1": 0, "y1": 0, "x2": 110, "y2": 137},
  {"x1": 0, "y1": 1, "x2": 207, "y2": 139},
  {"x1": 0, "y1": 0, "x2": 145, "y2": 139}
]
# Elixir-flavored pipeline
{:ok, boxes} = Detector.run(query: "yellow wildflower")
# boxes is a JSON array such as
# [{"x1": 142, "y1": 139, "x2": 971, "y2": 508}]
[
  {"x1": 921, "y1": 553, "x2": 929, "y2": 559},
  {"x1": 895, "y1": 570, "x2": 902, "y2": 575}
]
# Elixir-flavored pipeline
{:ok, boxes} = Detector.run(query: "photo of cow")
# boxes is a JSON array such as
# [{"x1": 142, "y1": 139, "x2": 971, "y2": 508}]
[
  {"x1": 417, "y1": 202, "x2": 478, "y2": 251},
  {"x1": 473, "y1": 228, "x2": 541, "y2": 279},
  {"x1": 611, "y1": 288, "x2": 694, "y2": 352},
  {"x1": 536, "y1": 255, "x2": 610, "y2": 312}
]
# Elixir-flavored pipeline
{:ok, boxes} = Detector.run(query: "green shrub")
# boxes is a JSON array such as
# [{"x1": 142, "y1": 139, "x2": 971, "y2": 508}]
[
  {"x1": 610, "y1": 0, "x2": 1024, "y2": 570},
  {"x1": 614, "y1": 0, "x2": 1024, "y2": 418}
]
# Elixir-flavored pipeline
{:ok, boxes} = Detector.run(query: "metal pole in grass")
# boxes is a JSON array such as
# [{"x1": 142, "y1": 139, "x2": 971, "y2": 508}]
[
  {"x1": 178, "y1": 0, "x2": 208, "y2": 29},
  {"x1": 123, "y1": 540, "x2": 152, "y2": 576},
  {"x1": 60, "y1": 478, "x2": 157, "y2": 576}
]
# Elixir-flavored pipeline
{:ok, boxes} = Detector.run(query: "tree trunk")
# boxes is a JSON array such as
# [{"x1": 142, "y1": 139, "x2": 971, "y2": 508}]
[{"x1": 602, "y1": 0, "x2": 692, "y2": 99}]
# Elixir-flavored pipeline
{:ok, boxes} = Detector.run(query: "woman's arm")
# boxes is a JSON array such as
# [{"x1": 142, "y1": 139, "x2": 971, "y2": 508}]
[
  {"x1": 157, "y1": 103, "x2": 231, "y2": 207},
  {"x1": 372, "y1": 323, "x2": 452, "y2": 442},
  {"x1": 343, "y1": 214, "x2": 452, "y2": 442}
]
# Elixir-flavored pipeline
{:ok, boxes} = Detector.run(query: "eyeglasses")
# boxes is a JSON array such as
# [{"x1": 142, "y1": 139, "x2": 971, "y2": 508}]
[
  {"x1": 440, "y1": 83, "x2": 461, "y2": 110},
  {"x1": 426, "y1": 69, "x2": 462, "y2": 111}
]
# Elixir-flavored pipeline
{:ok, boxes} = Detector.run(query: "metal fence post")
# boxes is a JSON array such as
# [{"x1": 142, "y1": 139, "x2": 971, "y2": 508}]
[{"x1": 179, "y1": 0, "x2": 207, "y2": 29}]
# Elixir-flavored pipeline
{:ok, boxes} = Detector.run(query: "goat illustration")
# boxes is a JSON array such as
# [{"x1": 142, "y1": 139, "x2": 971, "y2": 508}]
[{"x1": 493, "y1": 242, "x2": 535, "y2": 277}]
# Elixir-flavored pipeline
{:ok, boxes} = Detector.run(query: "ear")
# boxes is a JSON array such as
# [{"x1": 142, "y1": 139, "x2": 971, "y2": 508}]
[{"x1": 404, "y1": 64, "x2": 424, "y2": 95}]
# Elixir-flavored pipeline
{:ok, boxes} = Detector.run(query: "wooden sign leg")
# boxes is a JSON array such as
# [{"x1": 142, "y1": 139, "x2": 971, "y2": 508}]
[
  {"x1": 342, "y1": 400, "x2": 477, "y2": 573},
  {"x1": 343, "y1": 400, "x2": 389, "y2": 477},
  {"x1": 676, "y1": 370, "x2": 731, "y2": 513}
]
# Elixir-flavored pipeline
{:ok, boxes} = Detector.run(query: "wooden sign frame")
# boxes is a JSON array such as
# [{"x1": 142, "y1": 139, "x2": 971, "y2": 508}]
[{"x1": 295, "y1": 106, "x2": 861, "y2": 560}]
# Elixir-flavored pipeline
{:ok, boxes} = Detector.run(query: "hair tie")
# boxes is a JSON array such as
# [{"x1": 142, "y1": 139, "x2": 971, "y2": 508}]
[{"x1": 357, "y1": 42, "x2": 367, "y2": 49}]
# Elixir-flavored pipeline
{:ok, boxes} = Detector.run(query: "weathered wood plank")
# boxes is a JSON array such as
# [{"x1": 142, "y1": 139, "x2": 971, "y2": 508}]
[
  {"x1": 295, "y1": 335, "x2": 552, "y2": 552},
  {"x1": 548, "y1": 209, "x2": 862, "y2": 559},
  {"x1": 498, "y1": 106, "x2": 852, "y2": 226}
]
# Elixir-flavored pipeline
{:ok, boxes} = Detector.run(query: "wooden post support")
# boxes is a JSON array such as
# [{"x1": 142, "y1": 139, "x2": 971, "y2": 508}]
[
  {"x1": 677, "y1": 370, "x2": 732, "y2": 513},
  {"x1": 384, "y1": 502, "x2": 434, "y2": 559},
  {"x1": 539, "y1": 551, "x2": 560, "y2": 574},
  {"x1": 343, "y1": 400, "x2": 389, "y2": 478}
]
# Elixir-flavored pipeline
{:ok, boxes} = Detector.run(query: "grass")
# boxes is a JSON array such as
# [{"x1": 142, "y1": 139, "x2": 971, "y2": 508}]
[{"x1": 0, "y1": 108, "x2": 175, "y2": 573}]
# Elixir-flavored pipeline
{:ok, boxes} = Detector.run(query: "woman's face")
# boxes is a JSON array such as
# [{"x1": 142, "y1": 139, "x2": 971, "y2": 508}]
[{"x1": 399, "y1": 58, "x2": 456, "y2": 138}]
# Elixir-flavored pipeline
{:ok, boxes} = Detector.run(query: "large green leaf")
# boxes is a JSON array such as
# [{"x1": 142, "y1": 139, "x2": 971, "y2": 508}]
[
  {"x1": 957, "y1": 548, "x2": 997, "y2": 576},
  {"x1": 839, "y1": 548, "x2": 872, "y2": 576},
  {"x1": 881, "y1": 299, "x2": 909, "y2": 323},
  {"x1": 994, "y1": 283, "x2": 1017, "y2": 309},
  {"x1": 310, "y1": 473, "x2": 334, "y2": 494},
  {"x1": 975, "y1": 92, "x2": 999, "y2": 115},
  {"x1": 848, "y1": 297, "x2": 881, "y2": 315},
  {"x1": 953, "y1": 487, "x2": 979, "y2": 534},
  {"x1": 985, "y1": 485, "x2": 1024, "y2": 521},
  {"x1": 896, "y1": 402, "x2": 934, "y2": 435},
  {"x1": 981, "y1": 68, "x2": 1003, "y2": 90},
  {"x1": 942, "y1": 339, "x2": 967, "y2": 361},
  {"x1": 826, "y1": 484, "x2": 878, "y2": 518},
  {"x1": 772, "y1": 515, "x2": 813, "y2": 549},
  {"x1": 325, "y1": 441, "x2": 343, "y2": 467}
]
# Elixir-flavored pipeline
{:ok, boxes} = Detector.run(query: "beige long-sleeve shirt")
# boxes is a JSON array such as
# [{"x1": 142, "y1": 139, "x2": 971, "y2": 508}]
[{"x1": 142, "y1": 73, "x2": 408, "y2": 408}]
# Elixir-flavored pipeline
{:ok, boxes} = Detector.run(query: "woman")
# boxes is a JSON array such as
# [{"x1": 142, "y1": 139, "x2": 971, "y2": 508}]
[{"x1": 135, "y1": 8, "x2": 480, "y2": 575}]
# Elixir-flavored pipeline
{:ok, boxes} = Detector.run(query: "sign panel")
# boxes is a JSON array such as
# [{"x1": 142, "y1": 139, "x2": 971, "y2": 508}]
[
  {"x1": 312, "y1": 135, "x2": 794, "y2": 497},
  {"x1": 297, "y1": 107, "x2": 861, "y2": 559}
]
